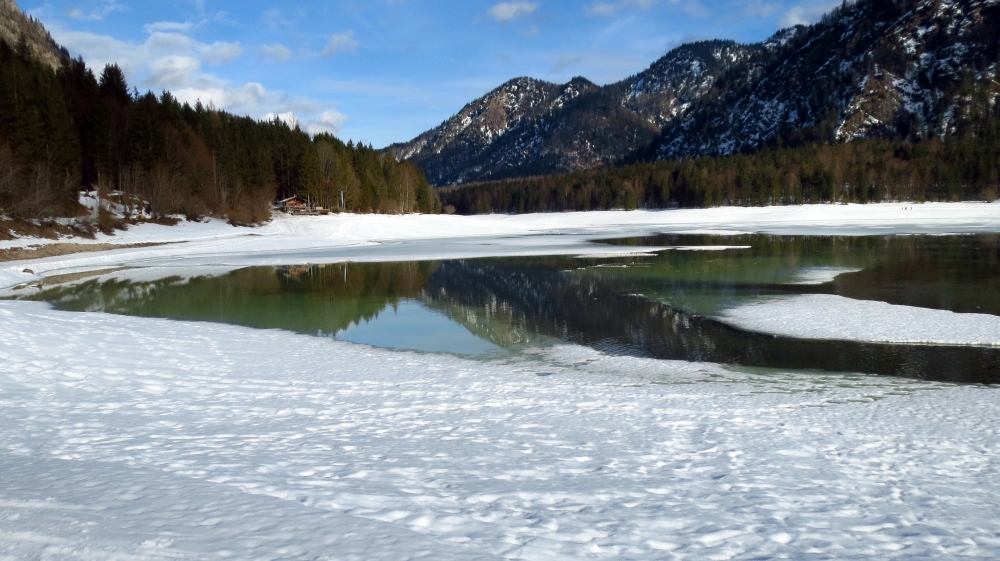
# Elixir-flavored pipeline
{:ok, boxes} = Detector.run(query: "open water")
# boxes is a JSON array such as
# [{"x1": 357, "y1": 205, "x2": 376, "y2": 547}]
[{"x1": 13, "y1": 233, "x2": 1000, "y2": 383}]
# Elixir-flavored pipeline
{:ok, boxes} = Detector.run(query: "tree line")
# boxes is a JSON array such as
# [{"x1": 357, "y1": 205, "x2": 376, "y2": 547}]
[
  {"x1": 440, "y1": 135, "x2": 1000, "y2": 215},
  {"x1": 0, "y1": 37, "x2": 440, "y2": 223}
]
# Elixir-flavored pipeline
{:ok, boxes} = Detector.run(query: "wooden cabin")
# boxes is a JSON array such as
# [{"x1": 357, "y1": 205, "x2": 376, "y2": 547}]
[{"x1": 275, "y1": 196, "x2": 311, "y2": 214}]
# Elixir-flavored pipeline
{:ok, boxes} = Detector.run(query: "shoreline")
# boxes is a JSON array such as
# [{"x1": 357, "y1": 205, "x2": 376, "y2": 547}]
[{"x1": 1, "y1": 201, "x2": 998, "y2": 292}]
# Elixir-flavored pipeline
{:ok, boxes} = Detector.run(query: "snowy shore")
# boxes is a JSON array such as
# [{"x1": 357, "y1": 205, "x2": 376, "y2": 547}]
[
  {"x1": 3, "y1": 301, "x2": 1000, "y2": 559},
  {"x1": 2, "y1": 201, "x2": 999, "y2": 292}
]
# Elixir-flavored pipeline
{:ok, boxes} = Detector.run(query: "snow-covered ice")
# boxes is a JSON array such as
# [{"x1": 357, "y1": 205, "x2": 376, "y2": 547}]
[
  {"x1": 720, "y1": 294, "x2": 1000, "y2": 346},
  {"x1": 2, "y1": 301, "x2": 1000, "y2": 559},
  {"x1": 2, "y1": 202, "x2": 999, "y2": 292}
]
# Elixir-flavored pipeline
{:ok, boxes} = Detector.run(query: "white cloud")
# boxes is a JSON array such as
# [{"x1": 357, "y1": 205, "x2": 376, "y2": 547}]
[
  {"x1": 265, "y1": 111, "x2": 300, "y2": 129},
  {"x1": 260, "y1": 43, "x2": 293, "y2": 63},
  {"x1": 305, "y1": 110, "x2": 349, "y2": 135},
  {"x1": 143, "y1": 21, "x2": 198, "y2": 34},
  {"x1": 261, "y1": 8, "x2": 290, "y2": 29},
  {"x1": 321, "y1": 31, "x2": 359, "y2": 56},
  {"x1": 202, "y1": 41, "x2": 244, "y2": 65},
  {"x1": 261, "y1": 109, "x2": 349, "y2": 136},
  {"x1": 66, "y1": 0, "x2": 124, "y2": 21},
  {"x1": 735, "y1": 0, "x2": 781, "y2": 18},
  {"x1": 146, "y1": 55, "x2": 201, "y2": 88},
  {"x1": 586, "y1": 0, "x2": 652, "y2": 17},
  {"x1": 779, "y1": 1, "x2": 837, "y2": 26},
  {"x1": 47, "y1": 24, "x2": 345, "y2": 135},
  {"x1": 671, "y1": 0, "x2": 709, "y2": 18},
  {"x1": 488, "y1": 2, "x2": 539, "y2": 22}
]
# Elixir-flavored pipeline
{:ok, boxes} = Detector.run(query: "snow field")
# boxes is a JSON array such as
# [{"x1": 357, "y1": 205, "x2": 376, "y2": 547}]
[
  {"x1": 2, "y1": 301, "x2": 1000, "y2": 559},
  {"x1": 4, "y1": 201, "x2": 998, "y2": 255},
  {"x1": 720, "y1": 294, "x2": 1000, "y2": 346}
]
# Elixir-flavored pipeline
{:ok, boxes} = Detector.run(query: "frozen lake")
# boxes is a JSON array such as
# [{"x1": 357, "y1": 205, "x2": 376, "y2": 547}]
[
  {"x1": 12, "y1": 233, "x2": 1000, "y2": 383},
  {"x1": 3, "y1": 214, "x2": 1000, "y2": 559}
]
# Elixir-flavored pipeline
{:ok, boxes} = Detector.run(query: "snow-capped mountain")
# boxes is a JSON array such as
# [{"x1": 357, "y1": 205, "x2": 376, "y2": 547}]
[
  {"x1": 651, "y1": 0, "x2": 1000, "y2": 159},
  {"x1": 617, "y1": 39, "x2": 772, "y2": 128},
  {"x1": 392, "y1": 0, "x2": 999, "y2": 186},
  {"x1": 388, "y1": 41, "x2": 761, "y2": 185}
]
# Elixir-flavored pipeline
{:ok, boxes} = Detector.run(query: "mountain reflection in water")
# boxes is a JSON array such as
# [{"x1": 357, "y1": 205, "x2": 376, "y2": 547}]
[{"x1": 15, "y1": 233, "x2": 1000, "y2": 384}]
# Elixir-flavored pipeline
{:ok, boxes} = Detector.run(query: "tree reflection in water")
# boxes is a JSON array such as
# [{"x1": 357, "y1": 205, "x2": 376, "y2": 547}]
[{"x1": 16, "y1": 233, "x2": 1000, "y2": 384}]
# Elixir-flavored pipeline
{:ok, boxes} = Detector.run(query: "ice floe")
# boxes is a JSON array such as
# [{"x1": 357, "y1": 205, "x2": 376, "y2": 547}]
[{"x1": 720, "y1": 294, "x2": 1000, "y2": 346}]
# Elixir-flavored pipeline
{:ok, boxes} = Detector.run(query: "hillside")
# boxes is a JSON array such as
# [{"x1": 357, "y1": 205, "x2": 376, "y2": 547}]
[
  {"x1": 651, "y1": 0, "x2": 1000, "y2": 159},
  {"x1": 0, "y1": 0, "x2": 65, "y2": 70},
  {"x1": 388, "y1": 40, "x2": 769, "y2": 185},
  {"x1": 392, "y1": 0, "x2": 1000, "y2": 187}
]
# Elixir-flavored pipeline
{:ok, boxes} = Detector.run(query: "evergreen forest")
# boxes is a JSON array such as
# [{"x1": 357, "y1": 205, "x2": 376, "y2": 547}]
[
  {"x1": 440, "y1": 135, "x2": 1000, "y2": 215},
  {"x1": 0, "y1": 37, "x2": 440, "y2": 224}
]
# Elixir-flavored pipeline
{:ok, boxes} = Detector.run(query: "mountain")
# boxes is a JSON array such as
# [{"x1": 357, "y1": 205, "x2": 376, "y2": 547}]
[
  {"x1": 392, "y1": 0, "x2": 1000, "y2": 186},
  {"x1": 0, "y1": 0, "x2": 66, "y2": 70},
  {"x1": 650, "y1": 0, "x2": 1000, "y2": 159},
  {"x1": 388, "y1": 40, "x2": 768, "y2": 185}
]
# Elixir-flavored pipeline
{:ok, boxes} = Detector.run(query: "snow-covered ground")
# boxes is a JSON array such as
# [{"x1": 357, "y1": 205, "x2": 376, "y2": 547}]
[
  {"x1": 2, "y1": 202, "x2": 998, "y2": 292},
  {"x1": 720, "y1": 295, "x2": 1000, "y2": 347},
  {"x1": 3, "y1": 204, "x2": 1000, "y2": 559},
  {"x1": 3, "y1": 301, "x2": 1000, "y2": 560}
]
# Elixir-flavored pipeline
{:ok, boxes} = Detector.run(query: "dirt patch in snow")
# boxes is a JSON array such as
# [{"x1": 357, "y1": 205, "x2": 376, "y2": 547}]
[
  {"x1": 0, "y1": 219, "x2": 95, "y2": 242},
  {"x1": 0, "y1": 242, "x2": 171, "y2": 263}
]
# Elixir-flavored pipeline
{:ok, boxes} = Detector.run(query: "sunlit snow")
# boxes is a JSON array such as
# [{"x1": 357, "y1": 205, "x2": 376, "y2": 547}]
[
  {"x1": 3, "y1": 302, "x2": 1000, "y2": 559},
  {"x1": 3, "y1": 203, "x2": 1000, "y2": 559}
]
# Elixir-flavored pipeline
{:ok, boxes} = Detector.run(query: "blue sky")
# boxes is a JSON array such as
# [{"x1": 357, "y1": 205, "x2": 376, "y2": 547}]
[{"x1": 25, "y1": 0, "x2": 837, "y2": 147}]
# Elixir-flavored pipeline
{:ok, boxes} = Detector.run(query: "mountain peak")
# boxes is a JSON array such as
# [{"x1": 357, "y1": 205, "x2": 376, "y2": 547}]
[
  {"x1": 652, "y1": 0, "x2": 1000, "y2": 159},
  {"x1": 390, "y1": 0, "x2": 999, "y2": 186},
  {"x1": 388, "y1": 42, "x2": 753, "y2": 185}
]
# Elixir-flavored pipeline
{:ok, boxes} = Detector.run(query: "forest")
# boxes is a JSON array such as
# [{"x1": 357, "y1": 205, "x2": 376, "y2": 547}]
[
  {"x1": 440, "y1": 134, "x2": 1000, "y2": 215},
  {"x1": 0, "y1": 37, "x2": 440, "y2": 225}
]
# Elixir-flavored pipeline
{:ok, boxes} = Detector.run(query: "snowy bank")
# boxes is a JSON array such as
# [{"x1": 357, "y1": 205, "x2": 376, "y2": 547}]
[
  {"x1": 720, "y1": 294, "x2": 1000, "y2": 346},
  {"x1": 2, "y1": 300, "x2": 1000, "y2": 559},
  {"x1": 1, "y1": 202, "x2": 998, "y2": 291}
]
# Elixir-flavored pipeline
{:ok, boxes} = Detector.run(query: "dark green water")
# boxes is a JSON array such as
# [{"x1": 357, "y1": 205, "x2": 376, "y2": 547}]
[{"x1": 12, "y1": 234, "x2": 1000, "y2": 383}]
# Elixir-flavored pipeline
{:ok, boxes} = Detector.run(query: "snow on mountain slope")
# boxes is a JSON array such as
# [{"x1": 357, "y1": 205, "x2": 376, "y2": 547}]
[
  {"x1": 389, "y1": 0, "x2": 999, "y2": 186},
  {"x1": 388, "y1": 41, "x2": 761, "y2": 185},
  {"x1": 654, "y1": 0, "x2": 1000, "y2": 158},
  {"x1": 618, "y1": 40, "x2": 769, "y2": 128}
]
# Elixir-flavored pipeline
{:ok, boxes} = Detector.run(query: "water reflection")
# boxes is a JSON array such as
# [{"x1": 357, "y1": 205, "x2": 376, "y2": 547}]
[
  {"x1": 337, "y1": 300, "x2": 501, "y2": 355},
  {"x1": 13, "y1": 233, "x2": 1000, "y2": 384},
  {"x1": 29, "y1": 262, "x2": 439, "y2": 340},
  {"x1": 597, "y1": 233, "x2": 1000, "y2": 316},
  {"x1": 428, "y1": 259, "x2": 1000, "y2": 384}
]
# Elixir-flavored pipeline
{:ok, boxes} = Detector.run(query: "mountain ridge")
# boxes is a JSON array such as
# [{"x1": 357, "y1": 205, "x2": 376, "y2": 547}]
[
  {"x1": 387, "y1": 37, "x2": 773, "y2": 185},
  {"x1": 391, "y1": 0, "x2": 1000, "y2": 187},
  {"x1": 649, "y1": 0, "x2": 1000, "y2": 159}
]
